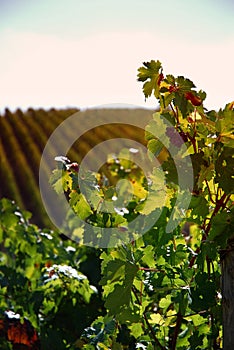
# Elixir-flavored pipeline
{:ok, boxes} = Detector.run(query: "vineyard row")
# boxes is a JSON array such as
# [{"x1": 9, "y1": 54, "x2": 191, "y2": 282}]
[{"x1": 0, "y1": 107, "x2": 153, "y2": 228}]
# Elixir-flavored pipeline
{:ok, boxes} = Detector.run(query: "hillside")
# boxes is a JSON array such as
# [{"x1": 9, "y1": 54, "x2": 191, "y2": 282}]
[{"x1": 0, "y1": 107, "x2": 154, "y2": 228}]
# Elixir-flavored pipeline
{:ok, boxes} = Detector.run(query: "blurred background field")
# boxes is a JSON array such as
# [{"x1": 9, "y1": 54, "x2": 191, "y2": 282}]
[{"x1": 0, "y1": 107, "x2": 153, "y2": 229}]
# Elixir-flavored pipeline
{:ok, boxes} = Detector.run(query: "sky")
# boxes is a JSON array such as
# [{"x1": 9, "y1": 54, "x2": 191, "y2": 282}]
[{"x1": 0, "y1": 0, "x2": 233, "y2": 112}]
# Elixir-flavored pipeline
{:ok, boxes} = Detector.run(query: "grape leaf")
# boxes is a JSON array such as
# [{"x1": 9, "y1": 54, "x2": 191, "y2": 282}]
[
  {"x1": 69, "y1": 192, "x2": 93, "y2": 220},
  {"x1": 137, "y1": 60, "x2": 162, "y2": 99},
  {"x1": 215, "y1": 147, "x2": 234, "y2": 194},
  {"x1": 103, "y1": 261, "x2": 138, "y2": 315}
]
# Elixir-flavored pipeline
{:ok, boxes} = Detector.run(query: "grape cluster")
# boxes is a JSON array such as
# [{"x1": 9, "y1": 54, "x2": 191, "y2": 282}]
[{"x1": 166, "y1": 127, "x2": 188, "y2": 148}]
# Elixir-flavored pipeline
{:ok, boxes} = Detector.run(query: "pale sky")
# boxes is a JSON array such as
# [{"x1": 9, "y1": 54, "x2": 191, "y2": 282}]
[{"x1": 0, "y1": 0, "x2": 233, "y2": 112}]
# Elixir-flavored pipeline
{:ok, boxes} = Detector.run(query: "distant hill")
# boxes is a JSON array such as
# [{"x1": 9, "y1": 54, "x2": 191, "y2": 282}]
[{"x1": 0, "y1": 107, "x2": 154, "y2": 228}]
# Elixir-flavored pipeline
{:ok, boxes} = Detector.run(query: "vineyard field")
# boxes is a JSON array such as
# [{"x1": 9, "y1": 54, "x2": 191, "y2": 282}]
[{"x1": 0, "y1": 107, "x2": 153, "y2": 228}]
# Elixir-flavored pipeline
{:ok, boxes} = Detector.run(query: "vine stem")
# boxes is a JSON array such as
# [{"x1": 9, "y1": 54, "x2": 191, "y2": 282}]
[
  {"x1": 170, "y1": 312, "x2": 183, "y2": 350},
  {"x1": 223, "y1": 194, "x2": 231, "y2": 209},
  {"x1": 186, "y1": 130, "x2": 197, "y2": 153},
  {"x1": 170, "y1": 103, "x2": 179, "y2": 124},
  {"x1": 205, "y1": 179, "x2": 216, "y2": 205},
  {"x1": 204, "y1": 193, "x2": 227, "y2": 238},
  {"x1": 189, "y1": 192, "x2": 227, "y2": 268},
  {"x1": 132, "y1": 287, "x2": 166, "y2": 350}
]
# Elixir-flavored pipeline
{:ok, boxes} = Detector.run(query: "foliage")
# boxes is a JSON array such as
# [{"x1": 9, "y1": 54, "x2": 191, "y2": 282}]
[
  {"x1": 50, "y1": 60, "x2": 233, "y2": 349},
  {"x1": 1, "y1": 60, "x2": 233, "y2": 349},
  {"x1": 0, "y1": 198, "x2": 103, "y2": 349}
]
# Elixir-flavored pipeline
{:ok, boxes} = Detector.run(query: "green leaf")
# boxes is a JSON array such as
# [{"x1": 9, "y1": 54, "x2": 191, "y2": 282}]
[
  {"x1": 216, "y1": 105, "x2": 234, "y2": 147},
  {"x1": 137, "y1": 60, "x2": 162, "y2": 99},
  {"x1": 165, "y1": 74, "x2": 175, "y2": 85},
  {"x1": 77, "y1": 170, "x2": 102, "y2": 210},
  {"x1": 147, "y1": 139, "x2": 164, "y2": 158},
  {"x1": 215, "y1": 147, "x2": 234, "y2": 194},
  {"x1": 191, "y1": 314, "x2": 207, "y2": 327},
  {"x1": 173, "y1": 93, "x2": 191, "y2": 118},
  {"x1": 129, "y1": 322, "x2": 144, "y2": 338},
  {"x1": 50, "y1": 169, "x2": 72, "y2": 194},
  {"x1": 189, "y1": 195, "x2": 209, "y2": 218},
  {"x1": 141, "y1": 245, "x2": 155, "y2": 268},
  {"x1": 101, "y1": 259, "x2": 126, "y2": 285},
  {"x1": 0, "y1": 212, "x2": 19, "y2": 228},
  {"x1": 137, "y1": 60, "x2": 162, "y2": 82},
  {"x1": 189, "y1": 330, "x2": 204, "y2": 349},
  {"x1": 136, "y1": 190, "x2": 166, "y2": 215},
  {"x1": 175, "y1": 76, "x2": 196, "y2": 92},
  {"x1": 105, "y1": 285, "x2": 129, "y2": 315},
  {"x1": 209, "y1": 209, "x2": 234, "y2": 247},
  {"x1": 190, "y1": 272, "x2": 217, "y2": 311},
  {"x1": 103, "y1": 261, "x2": 138, "y2": 315},
  {"x1": 159, "y1": 295, "x2": 172, "y2": 310},
  {"x1": 197, "y1": 164, "x2": 214, "y2": 188},
  {"x1": 69, "y1": 192, "x2": 93, "y2": 220},
  {"x1": 145, "y1": 112, "x2": 169, "y2": 144}
]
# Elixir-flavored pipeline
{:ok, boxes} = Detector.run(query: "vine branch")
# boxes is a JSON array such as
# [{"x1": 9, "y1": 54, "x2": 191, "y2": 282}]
[
  {"x1": 132, "y1": 287, "x2": 166, "y2": 350},
  {"x1": 170, "y1": 312, "x2": 183, "y2": 350}
]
